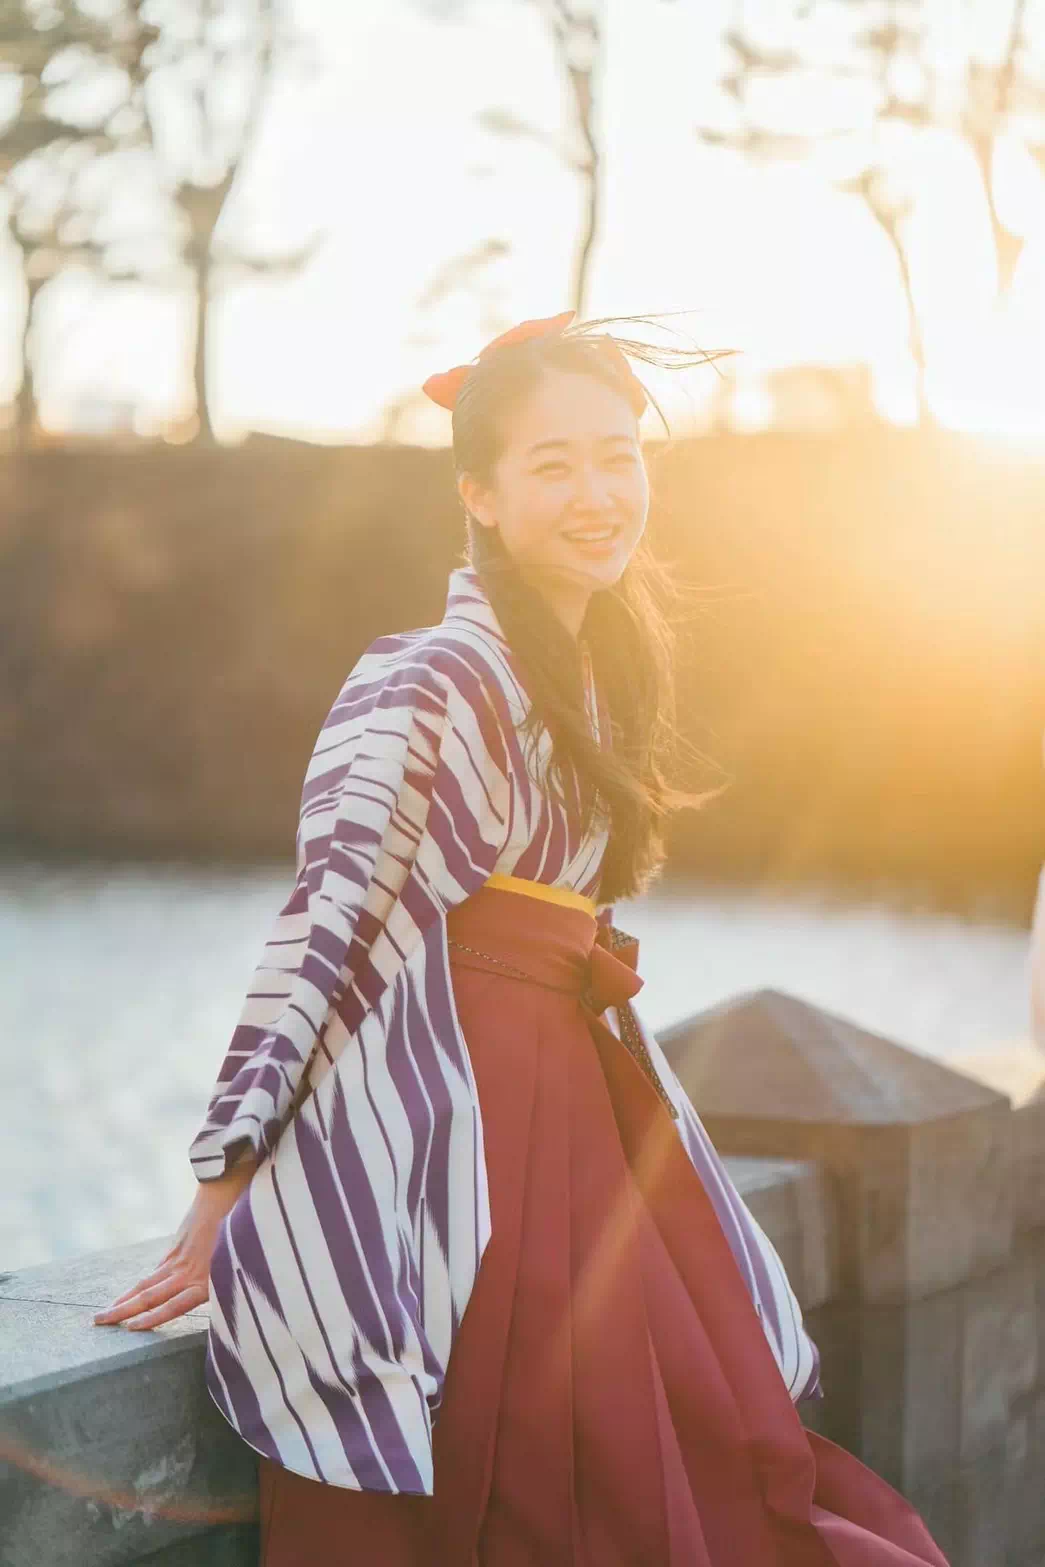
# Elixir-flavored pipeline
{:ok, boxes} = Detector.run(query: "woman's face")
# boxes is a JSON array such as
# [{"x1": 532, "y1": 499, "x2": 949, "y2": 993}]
[{"x1": 459, "y1": 368, "x2": 649, "y2": 609}]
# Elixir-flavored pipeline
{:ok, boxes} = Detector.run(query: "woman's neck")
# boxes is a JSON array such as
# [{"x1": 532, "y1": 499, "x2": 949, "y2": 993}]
[{"x1": 516, "y1": 567, "x2": 591, "y2": 643}]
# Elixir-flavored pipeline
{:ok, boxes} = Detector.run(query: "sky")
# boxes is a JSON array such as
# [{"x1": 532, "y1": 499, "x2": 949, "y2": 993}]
[{"x1": 5, "y1": 0, "x2": 1045, "y2": 445}]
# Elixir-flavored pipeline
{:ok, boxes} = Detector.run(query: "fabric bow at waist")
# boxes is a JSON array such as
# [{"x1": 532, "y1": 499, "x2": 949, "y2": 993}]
[
  {"x1": 445, "y1": 915, "x2": 677, "y2": 1119},
  {"x1": 582, "y1": 927, "x2": 678, "y2": 1120},
  {"x1": 584, "y1": 927, "x2": 644, "y2": 1016}
]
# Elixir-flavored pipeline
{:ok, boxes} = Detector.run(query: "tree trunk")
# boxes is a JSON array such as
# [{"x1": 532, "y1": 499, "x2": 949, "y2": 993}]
[
  {"x1": 570, "y1": 121, "x2": 599, "y2": 317},
  {"x1": 569, "y1": 58, "x2": 600, "y2": 317},
  {"x1": 15, "y1": 275, "x2": 42, "y2": 453},
  {"x1": 965, "y1": 0, "x2": 1028, "y2": 302},
  {"x1": 867, "y1": 202, "x2": 930, "y2": 426},
  {"x1": 555, "y1": 6, "x2": 602, "y2": 319},
  {"x1": 969, "y1": 133, "x2": 1025, "y2": 300},
  {"x1": 192, "y1": 247, "x2": 215, "y2": 445}
]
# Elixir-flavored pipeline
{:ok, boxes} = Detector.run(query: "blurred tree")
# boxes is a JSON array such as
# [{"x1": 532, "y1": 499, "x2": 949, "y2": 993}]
[
  {"x1": 960, "y1": 0, "x2": 1039, "y2": 296},
  {"x1": 477, "y1": 1, "x2": 602, "y2": 316},
  {"x1": 1, "y1": 0, "x2": 321, "y2": 446},
  {"x1": 0, "y1": 1, "x2": 152, "y2": 446},
  {"x1": 697, "y1": 0, "x2": 1045, "y2": 426},
  {"x1": 377, "y1": 237, "x2": 512, "y2": 443},
  {"x1": 393, "y1": 0, "x2": 678, "y2": 437},
  {"x1": 412, "y1": 0, "x2": 612, "y2": 316},
  {"x1": 114, "y1": 0, "x2": 322, "y2": 444}
]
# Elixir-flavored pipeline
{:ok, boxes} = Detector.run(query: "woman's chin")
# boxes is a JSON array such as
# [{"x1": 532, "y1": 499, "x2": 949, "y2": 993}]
[
  {"x1": 573, "y1": 555, "x2": 627, "y2": 588},
  {"x1": 514, "y1": 553, "x2": 629, "y2": 598},
  {"x1": 553, "y1": 549, "x2": 628, "y2": 584}
]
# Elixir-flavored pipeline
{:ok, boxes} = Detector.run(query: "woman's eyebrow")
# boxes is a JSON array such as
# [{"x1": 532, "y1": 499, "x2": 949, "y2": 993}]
[{"x1": 526, "y1": 435, "x2": 635, "y2": 456}]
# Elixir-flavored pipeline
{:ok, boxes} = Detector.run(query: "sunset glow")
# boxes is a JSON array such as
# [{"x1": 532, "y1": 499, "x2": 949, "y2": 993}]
[{"x1": 3, "y1": 0, "x2": 1045, "y2": 448}]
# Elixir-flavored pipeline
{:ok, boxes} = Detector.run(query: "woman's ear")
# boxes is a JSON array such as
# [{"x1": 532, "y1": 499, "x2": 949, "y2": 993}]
[{"x1": 458, "y1": 471, "x2": 496, "y2": 530}]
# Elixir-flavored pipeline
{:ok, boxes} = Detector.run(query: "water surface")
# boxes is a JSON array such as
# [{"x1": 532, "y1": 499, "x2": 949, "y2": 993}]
[{"x1": 3, "y1": 861, "x2": 1035, "y2": 1272}]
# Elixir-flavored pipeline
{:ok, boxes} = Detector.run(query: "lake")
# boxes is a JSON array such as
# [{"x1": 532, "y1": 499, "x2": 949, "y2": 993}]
[{"x1": 3, "y1": 860, "x2": 1036, "y2": 1273}]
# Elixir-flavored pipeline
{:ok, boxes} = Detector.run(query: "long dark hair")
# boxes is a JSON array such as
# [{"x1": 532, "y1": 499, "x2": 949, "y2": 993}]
[{"x1": 452, "y1": 312, "x2": 735, "y2": 906}]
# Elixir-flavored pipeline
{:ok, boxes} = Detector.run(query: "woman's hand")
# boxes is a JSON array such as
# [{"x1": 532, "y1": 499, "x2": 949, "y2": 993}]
[{"x1": 94, "y1": 1155, "x2": 259, "y2": 1331}]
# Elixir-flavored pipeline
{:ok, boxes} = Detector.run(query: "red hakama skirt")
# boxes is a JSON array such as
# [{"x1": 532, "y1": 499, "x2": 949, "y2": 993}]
[{"x1": 257, "y1": 881, "x2": 950, "y2": 1566}]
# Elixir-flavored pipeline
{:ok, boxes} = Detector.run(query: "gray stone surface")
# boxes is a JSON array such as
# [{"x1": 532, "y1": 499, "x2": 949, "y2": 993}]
[
  {"x1": 799, "y1": 1236, "x2": 1045, "y2": 1567},
  {"x1": 906, "y1": 1470, "x2": 961, "y2": 1567},
  {"x1": 1006, "y1": 1387, "x2": 1045, "y2": 1567},
  {"x1": 660, "y1": 988, "x2": 1011, "y2": 1126},
  {"x1": 1034, "y1": 1229, "x2": 1045, "y2": 1380},
  {"x1": 959, "y1": 1255, "x2": 1039, "y2": 1463},
  {"x1": 0, "y1": 1240, "x2": 255, "y2": 1567},
  {"x1": 946, "y1": 1043, "x2": 1045, "y2": 1236},
  {"x1": 4, "y1": 1155, "x2": 1043, "y2": 1564},
  {"x1": 662, "y1": 989, "x2": 1016, "y2": 1303},
  {"x1": 0, "y1": 1237, "x2": 183, "y2": 1311},
  {"x1": 0, "y1": 1343, "x2": 257, "y2": 1567},
  {"x1": 903, "y1": 1103, "x2": 1014, "y2": 1302},
  {"x1": 136, "y1": 1524, "x2": 258, "y2": 1566},
  {"x1": 720, "y1": 1155, "x2": 838, "y2": 1310},
  {"x1": 0, "y1": 1296, "x2": 205, "y2": 1405},
  {"x1": 1015, "y1": 1096, "x2": 1045, "y2": 1235},
  {"x1": 0, "y1": 1159, "x2": 833, "y2": 1565},
  {"x1": 804, "y1": 1290, "x2": 962, "y2": 1489},
  {"x1": 954, "y1": 1440, "x2": 1010, "y2": 1567},
  {"x1": 0, "y1": 1239, "x2": 206, "y2": 1408}
]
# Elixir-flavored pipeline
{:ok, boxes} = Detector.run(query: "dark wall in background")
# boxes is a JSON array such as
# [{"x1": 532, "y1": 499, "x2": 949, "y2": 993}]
[{"x1": 1, "y1": 427, "x2": 1042, "y2": 919}]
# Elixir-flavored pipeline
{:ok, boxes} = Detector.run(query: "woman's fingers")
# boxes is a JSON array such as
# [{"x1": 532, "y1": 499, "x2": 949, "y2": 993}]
[
  {"x1": 99, "y1": 1260, "x2": 179, "y2": 1315},
  {"x1": 92, "y1": 1190, "x2": 229, "y2": 1329},
  {"x1": 94, "y1": 1269, "x2": 200, "y2": 1325},
  {"x1": 123, "y1": 1284, "x2": 208, "y2": 1331}
]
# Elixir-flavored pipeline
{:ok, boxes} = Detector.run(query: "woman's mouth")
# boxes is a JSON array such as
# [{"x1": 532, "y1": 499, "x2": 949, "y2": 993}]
[{"x1": 561, "y1": 524, "x2": 621, "y2": 555}]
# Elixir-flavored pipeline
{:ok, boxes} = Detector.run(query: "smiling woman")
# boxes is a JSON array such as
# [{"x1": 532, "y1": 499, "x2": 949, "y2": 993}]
[
  {"x1": 447, "y1": 310, "x2": 735, "y2": 909},
  {"x1": 96, "y1": 310, "x2": 953, "y2": 1567},
  {"x1": 464, "y1": 411, "x2": 648, "y2": 608}
]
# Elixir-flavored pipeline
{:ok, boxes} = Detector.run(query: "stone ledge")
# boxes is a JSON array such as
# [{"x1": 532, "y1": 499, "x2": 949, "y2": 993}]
[
  {"x1": 661, "y1": 991, "x2": 1020, "y2": 1304},
  {"x1": 0, "y1": 1239, "x2": 250, "y2": 1567},
  {"x1": 0, "y1": 1157, "x2": 832, "y2": 1565},
  {"x1": 721, "y1": 1155, "x2": 838, "y2": 1309},
  {"x1": 0, "y1": 1156, "x2": 835, "y2": 1401},
  {"x1": 0, "y1": 1238, "x2": 209, "y2": 1396},
  {"x1": 945, "y1": 1041, "x2": 1045, "y2": 1235}
]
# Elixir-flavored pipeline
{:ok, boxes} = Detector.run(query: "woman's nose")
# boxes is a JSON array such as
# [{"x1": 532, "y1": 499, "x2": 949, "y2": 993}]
[{"x1": 570, "y1": 467, "x2": 615, "y2": 510}]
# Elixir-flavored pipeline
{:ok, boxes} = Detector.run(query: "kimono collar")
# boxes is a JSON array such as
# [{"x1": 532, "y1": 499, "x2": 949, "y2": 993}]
[
  {"x1": 443, "y1": 564, "x2": 510, "y2": 645},
  {"x1": 444, "y1": 565, "x2": 601, "y2": 744},
  {"x1": 443, "y1": 564, "x2": 590, "y2": 657}
]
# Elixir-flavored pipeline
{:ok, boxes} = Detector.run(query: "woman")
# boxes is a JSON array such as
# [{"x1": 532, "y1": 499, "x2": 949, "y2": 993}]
[{"x1": 96, "y1": 312, "x2": 950, "y2": 1565}]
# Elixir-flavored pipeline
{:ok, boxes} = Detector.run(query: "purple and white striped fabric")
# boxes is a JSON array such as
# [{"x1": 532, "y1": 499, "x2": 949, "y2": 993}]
[{"x1": 189, "y1": 563, "x2": 821, "y2": 1494}]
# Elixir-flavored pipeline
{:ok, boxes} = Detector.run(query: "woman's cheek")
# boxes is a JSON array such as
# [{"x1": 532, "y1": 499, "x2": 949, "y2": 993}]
[{"x1": 536, "y1": 486, "x2": 568, "y2": 523}]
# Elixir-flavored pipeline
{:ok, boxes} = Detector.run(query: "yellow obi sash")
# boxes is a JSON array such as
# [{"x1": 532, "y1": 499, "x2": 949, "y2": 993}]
[{"x1": 483, "y1": 871, "x2": 598, "y2": 918}]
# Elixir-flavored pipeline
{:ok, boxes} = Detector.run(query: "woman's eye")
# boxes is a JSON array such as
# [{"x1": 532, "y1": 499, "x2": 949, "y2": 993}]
[{"x1": 535, "y1": 463, "x2": 570, "y2": 477}]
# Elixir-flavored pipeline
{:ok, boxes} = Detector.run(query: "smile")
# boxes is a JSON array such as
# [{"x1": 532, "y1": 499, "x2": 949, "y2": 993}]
[{"x1": 561, "y1": 525, "x2": 620, "y2": 544}]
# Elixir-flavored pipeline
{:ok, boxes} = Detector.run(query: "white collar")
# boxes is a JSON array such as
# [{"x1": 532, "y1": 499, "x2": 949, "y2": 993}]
[
  {"x1": 443, "y1": 564, "x2": 509, "y2": 644},
  {"x1": 443, "y1": 562, "x2": 589, "y2": 656}
]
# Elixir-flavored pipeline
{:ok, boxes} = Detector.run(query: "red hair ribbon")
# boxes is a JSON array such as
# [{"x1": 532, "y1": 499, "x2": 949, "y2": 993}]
[{"x1": 422, "y1": 310, "x2": 576, "y2": 410}]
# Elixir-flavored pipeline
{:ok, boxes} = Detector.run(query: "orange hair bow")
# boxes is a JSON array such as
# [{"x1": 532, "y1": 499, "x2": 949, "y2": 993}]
[{"x1": 422, "y1": 310, "x2": 576, "y2": 410}]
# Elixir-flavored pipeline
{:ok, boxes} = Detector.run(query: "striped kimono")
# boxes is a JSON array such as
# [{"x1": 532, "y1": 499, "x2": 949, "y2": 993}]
[{"x1": 189, "y1": 563, "x2": 822, "y2": 1494}]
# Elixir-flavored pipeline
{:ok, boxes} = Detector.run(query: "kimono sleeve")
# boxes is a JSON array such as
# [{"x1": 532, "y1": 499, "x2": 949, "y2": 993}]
[{"x1": 188, "y1": 649, "x2": 511, "y2": 1181}]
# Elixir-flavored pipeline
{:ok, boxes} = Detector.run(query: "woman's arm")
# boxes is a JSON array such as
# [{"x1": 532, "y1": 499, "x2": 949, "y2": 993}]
[
  {"x1": 186, "y1": 648, "x2": 511, "y2": 1183},
  {"x1": 94, "y1": 1155, "x2": 259, "y2": 1329}
]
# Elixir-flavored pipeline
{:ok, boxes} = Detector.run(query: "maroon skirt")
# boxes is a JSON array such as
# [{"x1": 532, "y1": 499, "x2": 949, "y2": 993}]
[{"x1": 258, "y1": 883, "x2": 950, "y2": 1566}]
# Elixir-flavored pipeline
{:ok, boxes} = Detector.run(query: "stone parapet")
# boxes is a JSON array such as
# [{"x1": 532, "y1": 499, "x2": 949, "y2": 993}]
[{"x1": 7, "y1": 993, "x2": 1045, "y2": 1566}]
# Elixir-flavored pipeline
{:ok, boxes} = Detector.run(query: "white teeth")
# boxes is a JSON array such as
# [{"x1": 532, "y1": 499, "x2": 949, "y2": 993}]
[{"x1": 564, "y1": 528, "x2": 616, "y2": 541}]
